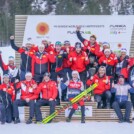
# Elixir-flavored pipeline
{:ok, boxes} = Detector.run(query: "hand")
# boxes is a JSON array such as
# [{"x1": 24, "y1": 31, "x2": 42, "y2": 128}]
[
  {"x1": 90, "y1": 76, "x2": 93, "y2": 80},
  {"x1": 50, "y1": 51, "x2": 53, "y2": 55},
  {"x1": 15, "y1": 79, "x2": 19, "y2": 83},
  {"x1": 94, "y1": 62, "x2": 98, "y2": 67},
  {"x1": 10, "y1": 35, "x2": 14, "y2": 40},
  {"x1": 49, "y1": 98, "x2": 53, "y2": 101},
  {"x1": 85, "y1": 57, "x2": 88, "y2": 61},
  {"x1": 25, "y1": 98, "x2": 30, "y2": 102},
  {"x1": 105, "y1": 76, "x2": 109, "y2": 84},
  {"x1": 69, "y1": 57, "x2": 72, "y2": 62},
  {"x1": 66, "y1": 47, "x2": 69, "y2": 53},
  {"x1": 76, "y1": 25, "x2": 81, "y2": 31},
  {"x1": 32, "y1": 84, "x2": 37, "y2": 89}
]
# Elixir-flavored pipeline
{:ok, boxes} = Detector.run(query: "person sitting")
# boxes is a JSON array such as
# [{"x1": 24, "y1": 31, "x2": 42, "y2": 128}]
[
  {"x1": 112, "y1": 75, "x2": 134, "y2": 123},
  {"x1": 35, "y1": 72, "x2": 58, "y2": 123},
  {"x1": 86, "y1": 66, "x2": 111, "y2": 109},
  {"x1": 13, "y1": 72, "x2": 38, "y2": 124}
]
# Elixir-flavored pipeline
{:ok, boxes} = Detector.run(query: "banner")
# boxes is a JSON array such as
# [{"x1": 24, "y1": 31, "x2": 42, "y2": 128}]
[
  {"x1": 65, "y1": 106, "x2": 92, "y2": 117},
  {"x1": 23, "y1": 15, "x2": 134, "y2": 54}
]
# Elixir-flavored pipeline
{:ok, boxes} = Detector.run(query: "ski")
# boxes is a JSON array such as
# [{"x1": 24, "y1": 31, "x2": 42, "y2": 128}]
[{"x1": 41, "y1": 83, "x2": 98, "y2": 124}]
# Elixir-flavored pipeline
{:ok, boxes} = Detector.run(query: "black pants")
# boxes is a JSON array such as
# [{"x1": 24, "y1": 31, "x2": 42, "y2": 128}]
[
  {"x1": 13, "y1": 100, "x2": 35, "y2": 119},
  {"x1": 34, "y1": 74, "x2": 44, "y2": 83},
  {"x1": 94, "y1": 91, "x2": 111, "y2": 108},
  {"x1": 51, "y1": 70, "x2": 68, "y2": 101},
  {"x1": 35, "y1": 99, "x2": 56, "y2": 121},
  {"x1": 79, "y1": 70, "x2": 87, "y2": 88},
  {"x1": 112, "y1": 101, "x2": 132, "y2": 120},
  {"x1": 0, "y1": 103, "x2": 13, "y2": 123}
]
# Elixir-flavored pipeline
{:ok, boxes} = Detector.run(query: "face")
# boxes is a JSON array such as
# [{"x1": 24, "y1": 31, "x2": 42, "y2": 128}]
[
  {"x1": 55, "y1": 45, "x2": 61, "y2": 52},
  {"x1": 3, "y1": 77, "x2": 10, "y2": 84},
  {"x1": 43, "y1": 76, "x2": 50, "y2": 82},
  {"x1": 38, "y1": 46, "x2": 45, "y2": 53},
  {"x1": 121, "y1": 52, "x2": 126, "y2": 57},
  {"x1": 90, "y1": 37, "x2": 96, "y2": 45},
  {"x1": 64, "y1": 43, "x2": 70, "y2": 48},
  {"x1": 25, "y1": 75, "x2": 32, "y2": 81},
  {"x1": 105, "y1": 51, "x2": 111, "y2": 57},
  {"x1": 26, "y1": 43, "x2": 32, "y2": 50},
  {"x1": 42, "y1": 40, "x2": 48, "y2": 46},
  {"x1": 72, "y1": 73, "x2": 78, "y2": 79},
  {"x1": 98, "y1": 68, "x2": 105, "y2": 77},
  {"x1": 76, "y1": 47, "x2": 81, "y2": 53},
  {"x1": 118, "y1": 78, "x2": 125, "y2": 85},
  {"x1": 9, "y1": 60, "x2": 14, "y2": 66},
  {"x1": 103, "y1": 45, "x2": 110, "y2": 50}
]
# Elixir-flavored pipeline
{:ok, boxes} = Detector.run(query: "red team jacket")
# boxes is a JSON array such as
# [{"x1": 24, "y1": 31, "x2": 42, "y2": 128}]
[
  {"x1": 16, "y1": 80, "x2": 38, "y2": 100},
  {"x1": 68, "y1": 51, "x2": 90, "y2": 72},
  {"x1": 86, "y1": 74, "x2": 110, "y2": 95},
  {"x1": 36, "y1": 80, "x2": 58, "y2": 100},
  {"x1": 0, "y1": 83, "x2": 15, "y2": 101}
]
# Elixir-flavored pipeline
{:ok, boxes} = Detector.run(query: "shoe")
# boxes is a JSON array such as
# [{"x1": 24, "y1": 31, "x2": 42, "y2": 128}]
[
  {"x1": 81, "y1": 117, "x2": 85, "y2": 123},
  {"x1": 14, "y1": 118, "x2": 20, "y2": 124},
  {"x1": 1, "y1": 122, "x2": 5, "y2": 125},
  {"x1": 124, "y1": 119, "x2": 132, "y2": 123},
  {"x1": 26, "y1": 119, "x2": 32, "y2": 124},
  {"x1": 66, "y1": 118, "x2": 71, "y2": 122},
  {"x1": 118, "y1": 119, "x2": 124, "y2": 123}
]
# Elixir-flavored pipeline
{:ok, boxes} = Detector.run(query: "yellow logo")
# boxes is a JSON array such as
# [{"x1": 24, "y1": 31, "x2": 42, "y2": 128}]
[{"x1": 36, "y1": 22, "x2": 49, "y2": 35}]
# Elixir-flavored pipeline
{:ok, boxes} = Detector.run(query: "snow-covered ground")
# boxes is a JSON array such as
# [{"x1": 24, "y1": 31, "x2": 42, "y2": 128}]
[{"x1": 0, "y1": 121, "x2": 134, "y2": 134}]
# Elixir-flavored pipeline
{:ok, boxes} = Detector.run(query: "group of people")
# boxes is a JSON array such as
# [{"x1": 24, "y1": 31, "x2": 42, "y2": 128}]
[{"x1": 0, "y1": 26, "x2": 134, "y2": 124}]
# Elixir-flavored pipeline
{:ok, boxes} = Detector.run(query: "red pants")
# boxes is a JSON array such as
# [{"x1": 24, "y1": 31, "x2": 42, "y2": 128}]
[{"x1": 69, "y1": 98, "x2": 85, "y2": 110}]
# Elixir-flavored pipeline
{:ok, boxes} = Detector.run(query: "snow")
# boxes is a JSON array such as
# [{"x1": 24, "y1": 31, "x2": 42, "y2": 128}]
[{"x1": 0, "y1": 121, "x2": 134, "y2": 134}]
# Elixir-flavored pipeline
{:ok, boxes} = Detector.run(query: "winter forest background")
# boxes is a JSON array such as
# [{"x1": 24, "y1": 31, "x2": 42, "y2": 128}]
[{"x1": 0, "y1": 0, "x2": 134, "y2": 46}]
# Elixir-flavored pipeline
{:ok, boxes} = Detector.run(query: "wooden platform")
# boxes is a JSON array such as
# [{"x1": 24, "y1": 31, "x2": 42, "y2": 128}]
[{"x1": 24, "y1": 101, "x2": 132, "y2": 122}]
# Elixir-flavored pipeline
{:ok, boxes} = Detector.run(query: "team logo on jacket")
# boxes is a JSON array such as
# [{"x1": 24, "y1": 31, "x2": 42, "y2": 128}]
[{"x1": 81, "y1": 57, "x2": 85, "y2": 59}]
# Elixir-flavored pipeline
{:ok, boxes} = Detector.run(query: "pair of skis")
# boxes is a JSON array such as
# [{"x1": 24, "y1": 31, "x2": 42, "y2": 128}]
[{"x1": 41, "y1": 83, "x2": 98, "y2": 124}]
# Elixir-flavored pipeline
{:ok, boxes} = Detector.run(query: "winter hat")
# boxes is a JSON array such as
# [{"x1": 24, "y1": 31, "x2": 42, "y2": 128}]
[
  {"x1": 8, "y1": 56, "x2": 14, "y2": 61},
  {"x1": 26, "y1": 37, "x2": 32, "y2": 44},
  {"x1": 104, "y1": 49, "x2": 111, "y2": 54},
  {"x1": 55, "y1": 41, "x2": 62, "y2": 46},
  {"x1": 64, "y1": 40, "x2": 70, "y2": 45},
  {"x1": 3, "y1": 74, "x2": 9, "y2": 78},
  {"x1": 75, "y1": 42, "x2": 82, "y2": 49},
  {"x1": 118, "y1": 75, "x2": 125, "y2": 80},
  {"x1": 43, "y1": 72, "x2": 51, "y2": 77},
  {"x1": 72, "y1": 70, "x2": 80, "y2": 79},
  {"x1": 120, "y1": 48, "x2": 127, "y2": 53},
  {"x1": 25, "y1": 72, "x2": 32, "y2": 77},
  {"x1": 102, "y1": 42, "x2": 110, "y2": 47},
  {"x1": 38, "y1": 44, "x2": 45, "y2": 48}
]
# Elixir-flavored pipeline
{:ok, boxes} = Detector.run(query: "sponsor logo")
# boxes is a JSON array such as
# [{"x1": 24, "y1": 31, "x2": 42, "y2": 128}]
[
  {"x1": 36, "y1": 22, "x2": 49, "y2": 35},
  {"x1": 109, "y1": 25, "x2": 126, "y2": 34}
]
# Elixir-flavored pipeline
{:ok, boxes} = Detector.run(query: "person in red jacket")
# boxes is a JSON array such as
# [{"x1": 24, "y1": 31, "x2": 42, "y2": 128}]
[
  {"x1": 0, "y1": 74, "x2": 15, "y2": 123},
  {"x1": 68, "y1": 42, "x2": 89, "y2": 86},
  {"x1": 10, "y1": 36, "x2": 36, "y2": 80},
  {"x1": 30, "y1": 44, "x2": 55, "y2": 83},
  {"x1": 35, "y1": 72, "x2": 58, "y2": 123},
  {"x1": 87, "y1": 66, "x2": 111, "y2": 109},
  {"x1": 13, "y1": 72, "x2": 38, "y2": 124},
  {"x1": 98, "y1": 49, "x2": 118, "y2": 77},
  {"x1": 76, "y1": 26, "x2": 100, "y2": 73},
  {"x1": 115, "y1": 48, "x2": 129, "y2": 82},
  {"x1": 62, "y1": 40, "x2": 74, "y2": 79}
]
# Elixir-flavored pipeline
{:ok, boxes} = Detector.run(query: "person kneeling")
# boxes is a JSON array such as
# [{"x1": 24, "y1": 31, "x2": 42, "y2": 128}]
[
  {"x1": 61, "y1": 71, "x2": 85, "y2": 123},
  {"x1": 13, "y1": 72, "x2": 38, "y2": 124},
  {"x1": 35, "y1": 72, "x2": 58, "y2": 123},
  {"x1": 112, "y1": 75, "x2": 134, "y2": 123}
]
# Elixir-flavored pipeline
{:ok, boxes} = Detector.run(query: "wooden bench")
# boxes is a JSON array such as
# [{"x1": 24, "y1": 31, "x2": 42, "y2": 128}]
[{"x1": 24, "y1": 101, "x2": 132, "y2": 122}]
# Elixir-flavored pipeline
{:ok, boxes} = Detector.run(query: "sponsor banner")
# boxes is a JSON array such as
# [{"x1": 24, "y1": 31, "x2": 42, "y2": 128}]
[
  {"x1": 65, "y1": 106, "x2": 92, "y2": 117},
  {"x1": 23, "y1": 15, "x2": 134, "y2": 54}
]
